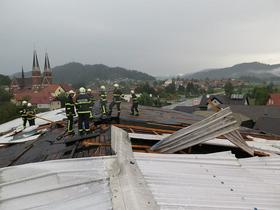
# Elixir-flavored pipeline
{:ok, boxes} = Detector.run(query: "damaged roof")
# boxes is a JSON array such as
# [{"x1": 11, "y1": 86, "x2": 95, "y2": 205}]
[{"x1": 1, "y1": 126, "x2": 279, "y2": 210}]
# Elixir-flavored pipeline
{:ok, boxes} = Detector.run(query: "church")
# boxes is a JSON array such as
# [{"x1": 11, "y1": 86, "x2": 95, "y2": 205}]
[
  {"x1": 10, "y1": 50, "x2": 53, "y2": 92},
  {"x1": 10, "y1": 51, "x2": 72, "y2": 110}
]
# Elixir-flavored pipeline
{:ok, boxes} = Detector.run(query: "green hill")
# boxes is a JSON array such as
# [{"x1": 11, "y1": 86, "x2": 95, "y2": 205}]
[
  {"x1": 12, "y1": 62, "x2": 155, "y2": 85},
  {"x1": 185, "y1": 62, "x2": 280, "y2": 81}
]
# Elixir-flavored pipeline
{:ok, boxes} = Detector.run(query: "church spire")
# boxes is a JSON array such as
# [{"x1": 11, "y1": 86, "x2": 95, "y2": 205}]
[
  {"x1": 21, "y1": 66, "x2": 24, "y2": 79},
  {"x1": 32, "y1": 50, "x2": 40, "y2": 70},
  {"x1": 42, "y1": 52, "x2": 52, "y2": 87},
  {"x1": 44, "y1": 52, "x2": 51, "y2": 71},
  {"x1": 20, "y1": 66, "x2": 25, "y2": 89},
  {"x1": 32, "y1": 50, "x2": 41, "y2": 90}
]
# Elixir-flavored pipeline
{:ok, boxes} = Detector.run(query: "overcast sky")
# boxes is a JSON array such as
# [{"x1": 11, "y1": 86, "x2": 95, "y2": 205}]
[{"x1": 0, "y1": 0, "x2": 280, "y2": 76}]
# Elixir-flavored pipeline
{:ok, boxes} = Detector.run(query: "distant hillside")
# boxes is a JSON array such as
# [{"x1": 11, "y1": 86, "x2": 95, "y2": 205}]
[
  {"x1": 12, "y1": 62, "x2": 154, "y2": 85},
  {"x1": 184, "y1": 62, "x2": 280, "y2": 81}
]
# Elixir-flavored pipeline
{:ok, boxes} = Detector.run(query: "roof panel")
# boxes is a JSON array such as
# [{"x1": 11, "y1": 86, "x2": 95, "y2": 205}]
[
  {"x1": 134, "y1": 152, "x2": 280, "y2": 210},
  {"x1": 0, "y1": 156, "x2": 115, "y2": 210}
]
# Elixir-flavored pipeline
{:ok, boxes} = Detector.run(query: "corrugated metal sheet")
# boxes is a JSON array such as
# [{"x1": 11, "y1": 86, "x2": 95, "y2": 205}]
[
  {"x1": 151, "y1": 107, "x2": 254, "y2": 155},
  {"x1": 0, "y1": 108, "x2": 66, "y2": 134},
  {"x1": 1, "y1": 126, "x2": 279, "y2": 210},
  {"x1": 134, "y1": 152, "x2": 280, "y2": 210},
  {"x1": 0, "y1": 156, "x2": 115, "y2": 210}
]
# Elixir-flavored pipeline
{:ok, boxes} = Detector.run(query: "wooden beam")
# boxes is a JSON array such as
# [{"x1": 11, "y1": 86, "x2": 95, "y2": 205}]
[{"x1": 114, "y1": 124, "x2": 176, "y2": 134}]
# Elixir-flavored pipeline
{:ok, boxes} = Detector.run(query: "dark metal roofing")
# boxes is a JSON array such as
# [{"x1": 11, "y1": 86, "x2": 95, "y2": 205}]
[
  {"x1": 200, "y1": 94, "x2": 248, "y2": 106},
  {"x1": 118, "y1": 102, "x2": 203, "y2": 126},
  {"x1": 220, "y1": 105, "x2": 280, "y2": 121},
  {"x1": 254, "y1": 117, "x2": 280, "y2": 135}
]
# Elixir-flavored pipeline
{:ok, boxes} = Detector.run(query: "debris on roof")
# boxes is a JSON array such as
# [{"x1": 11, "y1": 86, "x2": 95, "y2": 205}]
[
  {"x1": 0, "y1": 108, "x2": 66, "y2": 134},
  {"x1": 0, "y1": 125, "x2": 46, "y2": 144},
  {"x1": 0, "y1": 126, "x2": 279, "y2": 210},
  {"x1": 151, "y1": 107, "x2": 254, "y2": 156}
]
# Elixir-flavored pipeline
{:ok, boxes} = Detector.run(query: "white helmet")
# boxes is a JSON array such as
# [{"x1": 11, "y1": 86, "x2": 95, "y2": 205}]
[
  {"x1": 131, "y1": 90, "x2": 135, "y2": 94},
  {"x1": 27, "y1": 103, "x2": 32, "y2": 107},
  {"x1": 79, "y1": 87, "x2": 86, "y2": 94},
  {"x1": 68, "y1": 90, "x2": 75, "y2": 95},
  {"x1": 100, "y1": 85, "x2": 106, "y2": 90},
  {"x1": 113, "y1": 83, "x2": 119, "y2": 88},
  {"x1": 87, "y1": 88, "x2": 92, "y2": 93},
  {"x1": 22, "y1": 100, "x2": 27, "y2": 105}
]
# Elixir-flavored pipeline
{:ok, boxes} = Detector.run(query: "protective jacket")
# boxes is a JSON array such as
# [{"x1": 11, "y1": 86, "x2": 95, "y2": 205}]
[
  {"x1": 75, "y1": 94, "x2": 91, "y2": 114},
  {"x1": 65, "y1": 95, "x2": 76, "y2": 116},
  {"x1": 112, "y1": 89, "x2": 123, "y2": 103},
  {"x1": 131, "y1": 93, "x2": 138, "y2": 104}
]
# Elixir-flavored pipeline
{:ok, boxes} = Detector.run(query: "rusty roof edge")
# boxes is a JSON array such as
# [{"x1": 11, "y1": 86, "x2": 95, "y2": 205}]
[{"x1": 110, "y1": 126, "x2": 160, "y2": 210}]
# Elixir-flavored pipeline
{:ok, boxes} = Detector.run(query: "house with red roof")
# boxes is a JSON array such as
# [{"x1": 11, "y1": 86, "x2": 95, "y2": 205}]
[
  {"x1": 266, "y1": 93, "x2": 280, "y2": 106},
  {"x1": 13, "y1": 84, "x2": 67, "y2": 110}
]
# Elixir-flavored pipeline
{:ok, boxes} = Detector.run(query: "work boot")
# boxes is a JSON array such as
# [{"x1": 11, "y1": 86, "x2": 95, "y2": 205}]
[
  {"x1": 135, "y1": 113, "x2": 139, "y2": 116},
  {"x1": 68, "y1": 131, "x2": 75, "y2": 136},
  {"x1": 130, "y1": 112, "x2": 134, "y2": 116}
]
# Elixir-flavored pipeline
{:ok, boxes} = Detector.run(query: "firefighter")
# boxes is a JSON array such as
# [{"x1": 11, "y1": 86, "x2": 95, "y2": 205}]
[
  {"x1": 130, "y1": 90, "x2": 139, "y2": 116},
  {"x1": 76, "y1": 87, "x2": 92, "y2": 135},
  {"x1": 26, "y1": 103, "x2": 36, "y2": 126},
  {"x1": 100, "y1": 85, "x2": 108, "y2": 116},
  {"x1": 87, "y1": 88, "x2": 95, "y2": 119},
  {"x1": 19, "y1": 100, "x2": 28, "y2": 128},
  {"x1": 65, "y1": 90, "x2": 76, "y2": 135},
  {"x1": 108, "y1": 83, "x2": 123, "y2": 118}
]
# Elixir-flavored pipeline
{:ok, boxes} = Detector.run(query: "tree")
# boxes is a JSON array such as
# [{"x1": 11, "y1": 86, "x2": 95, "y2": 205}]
[
  {"x1": 178, "y1": 85, "x2": 185, "y2": 94},
  {"x1": 0, "y1": 102, "x2": 20, "y2": 124},
  {"x1": 56, "y1": 92, "x2": 68, "y2": 108},
  {"x1": 0, "y1": 87, "x2": 12, "y2": 102},
  {"x1": 0, "y1": 74, "x2": 11, "y2": 86},
  {"x1": 252, "y1": 86, "x2": 269, "y2": 105},
  {"x1": 224, "y1": 81, "x2": 234, "y2": 97},
  {"x1": 165, "y1": 82, "x2": 176, "y2": 94},
  {"x1": 207, "y1": 87, "x2": 214, "y2": 94},
  {"x1": 135, "y1": 82, "x2": 156, "y2": 95},
  {"x1": 138, "y1": 93, "x2": 154, "y2": 106}
]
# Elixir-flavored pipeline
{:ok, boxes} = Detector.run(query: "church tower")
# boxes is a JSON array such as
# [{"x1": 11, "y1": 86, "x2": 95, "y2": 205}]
[
  {"x1": 32, "y1": 50, "x2": 41, "y2": 90},
  {"x1": 19, "y1": 66, "x2": 25, "y2": 89},
  {"x1": 42, "y1": 52, "x2": 52, "y2": 87}
]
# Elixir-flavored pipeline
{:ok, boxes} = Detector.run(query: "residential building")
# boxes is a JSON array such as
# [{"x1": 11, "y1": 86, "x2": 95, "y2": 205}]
[{"x1": 266, "y1": 93, "x2": 280, "y2": 106}]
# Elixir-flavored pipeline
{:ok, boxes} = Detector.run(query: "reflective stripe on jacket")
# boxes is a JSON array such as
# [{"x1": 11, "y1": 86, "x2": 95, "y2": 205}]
[{"x1": 76, "y1": 94, "x2": 91, "y2": 114}]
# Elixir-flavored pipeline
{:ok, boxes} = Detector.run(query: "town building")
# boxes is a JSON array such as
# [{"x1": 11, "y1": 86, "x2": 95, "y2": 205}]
[{"x1": 266, "y1": 93, "x2": 280, "y2": 106}]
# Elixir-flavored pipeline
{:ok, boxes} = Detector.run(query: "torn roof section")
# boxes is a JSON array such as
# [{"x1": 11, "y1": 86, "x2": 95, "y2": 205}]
[
  {"x1": 1, "y1": 126, "x2": 279, "y2": 210},
  {"x1": 151, "y1": 107, "x2": 254, "y2": 156}
]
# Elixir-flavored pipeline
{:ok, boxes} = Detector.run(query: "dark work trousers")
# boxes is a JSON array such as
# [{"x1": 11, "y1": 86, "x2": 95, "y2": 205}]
[
  {"x1": 67, "y1": 115, "x2": 74, "y2": 134},
  {"x1": 78, "y1": 113, "x2": 90, "y2": 134},
  {"x1": 22, "y1": 117, "x2": 27, "y2": 128},
  {"x1": 100, "y1": 102, "x2": 107, "y2": 115},
  {"x1": 28, "y1": 119, "x2": 35, "y2": 126},
  {"x1": 109, "y1": 101, "x2": 121, "y2": 117},
  {"x1": 131, "y1": 103, "x2": 139, "y2": 115}
]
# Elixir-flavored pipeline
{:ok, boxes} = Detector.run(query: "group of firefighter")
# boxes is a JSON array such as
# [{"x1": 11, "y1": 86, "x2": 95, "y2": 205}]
[
  {"x1": 19, "y1": 101, "x2": 36, "y2": 128},
  {"x1": 65, "y1": 83, "x2": 139, "y2": 136}
]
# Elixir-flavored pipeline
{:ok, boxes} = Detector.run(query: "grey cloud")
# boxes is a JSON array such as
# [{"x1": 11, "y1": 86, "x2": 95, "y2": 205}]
[{"x1": 0, "y1": 0, "x2": 280, "y2": 76}]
